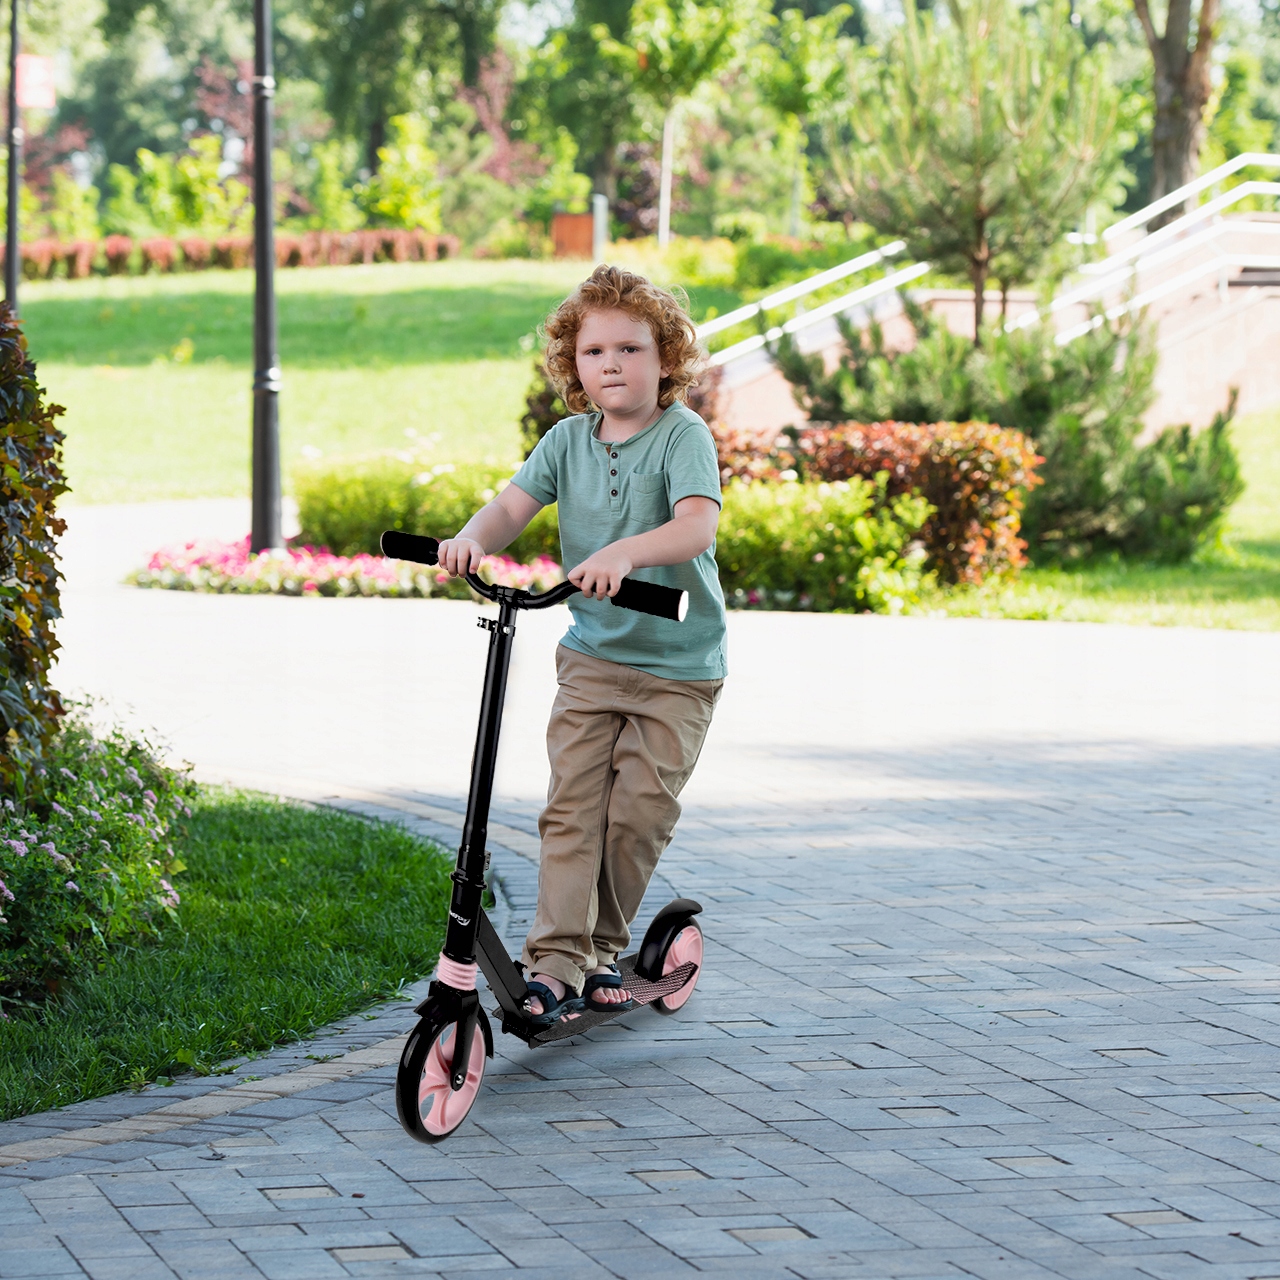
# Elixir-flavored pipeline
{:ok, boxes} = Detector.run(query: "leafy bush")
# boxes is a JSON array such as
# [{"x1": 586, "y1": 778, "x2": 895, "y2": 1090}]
[
  {"x1": 0, "y1": 307, "x2": 67, "y2": 794},
  {"x1": 734, "y1": 234, "x2": 871, "y2": 292},
  {"x1": 771, "y1": 298, "x2": 1244, "y2": 561},
  {"x1": 768, "y1": 421, "x2": 1041, "y2": 586},
  {"x1": 717, "y1": 477, "x2": 932, "y2": 613},
  {"x1": 295, "y1": 460, "x2": 561, "y2": 563},
  {"x1": 1, "y1": 715, "x2": 195, "y2": 1004}
]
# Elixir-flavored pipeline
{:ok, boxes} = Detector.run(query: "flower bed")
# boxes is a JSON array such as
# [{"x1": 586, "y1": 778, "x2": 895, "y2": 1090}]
[{"x1": 128, "y1": 535, "x2": 564, "y2": 599}]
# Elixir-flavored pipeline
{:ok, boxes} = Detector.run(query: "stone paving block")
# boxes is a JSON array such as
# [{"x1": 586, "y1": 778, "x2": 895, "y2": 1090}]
[
  {"x1": 244, "y1": 1249, "x2": 348, "y2": 1279},
  {"x1": 80, "y1": 1255, "x2": 178, "y2": 1280},
  {"x1": 0, "y1": 1246, "x2": 84, "y2": 1278}
]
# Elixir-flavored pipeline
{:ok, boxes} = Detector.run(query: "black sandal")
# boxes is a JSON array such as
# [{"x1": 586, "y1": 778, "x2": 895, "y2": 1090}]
[
  {"x1": 583, "y1": 964, "x2": 636, "y2": 1011},
  {"x1": 522, "y1": 980, "x2": 584, "y2": 1029}
]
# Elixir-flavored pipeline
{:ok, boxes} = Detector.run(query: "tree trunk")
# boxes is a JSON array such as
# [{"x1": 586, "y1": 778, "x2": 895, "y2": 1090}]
[
  {"x1": 366, "y1": 116, "x2": 386, "y2": 176},
  {"x1": 1132, "y1": 0, "x2": 1219, "y2": 227},
  {"x1": 657, "y1": 108, "x2": 675, "y2": 248},
  {"x1": 969, "y1": 226, "x2": 990, "y2": 343}
]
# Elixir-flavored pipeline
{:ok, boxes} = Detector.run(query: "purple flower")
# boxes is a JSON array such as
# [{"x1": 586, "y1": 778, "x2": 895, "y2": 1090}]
[
  {"x1": 0, "y1": 878, "x2": 13, "y2": 902},
  {"x1": 65, "y1": 880, "x2": 80, "y2": 893},
  {"x1": 59, "y1": 768, "x2": 77, "y2": 781},
  {"x1": 3, "y1": 840, "x2": 26, "y2": 856},
  {"x1": 50, "y1": 802, "x2": 70, "y2": 817},
  {"x1": 39, "y1": 842, "x2": 57, "y2": 856},
  {"x1": 143, "y1": 790, "x2": 157, "y2": 807},
  {"x1": 50, "y1": 852, "x2": 69, "y2": 865},
  {"x1": 124, "y1": 767, "x2": 142, "y2": 786}
]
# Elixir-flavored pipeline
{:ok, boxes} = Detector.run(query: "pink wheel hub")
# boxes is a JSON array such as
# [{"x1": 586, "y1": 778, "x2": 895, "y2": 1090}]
[
  {"x1": 417, "y1": 1022, "x2": 486, "y2": 1137},
  {"x1": 660, "y1": 925, "x2": 703, "y2": 1010}
]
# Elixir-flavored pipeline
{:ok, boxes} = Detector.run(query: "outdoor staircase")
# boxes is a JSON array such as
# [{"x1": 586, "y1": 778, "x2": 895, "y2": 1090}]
[{"x1": 702, "y1": 153, "x2": 1280, "y2": 437}]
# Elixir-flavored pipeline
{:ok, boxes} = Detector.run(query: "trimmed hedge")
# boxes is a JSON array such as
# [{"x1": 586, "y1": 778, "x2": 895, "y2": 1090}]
[
  {"x1": 295, "y1": 458, "x2": 933, "y2": 614},
  {"x1": 0, "y1": 306, "x2": 67, "y2": 794}
]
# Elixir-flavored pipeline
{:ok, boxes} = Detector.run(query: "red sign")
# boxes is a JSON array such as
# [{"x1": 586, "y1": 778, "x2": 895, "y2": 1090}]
[{"x1": 16, "y1": 55, "x2": 55, "y2": 110}]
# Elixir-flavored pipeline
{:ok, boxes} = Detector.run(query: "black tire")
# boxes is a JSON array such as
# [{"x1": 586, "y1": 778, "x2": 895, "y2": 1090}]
[
  {"x1": 395, "y1": 1006, "x2": 491, "y2": 1143},
  {"x1": 653, "y1": 920, "x2": 704, "y2": 1015}
]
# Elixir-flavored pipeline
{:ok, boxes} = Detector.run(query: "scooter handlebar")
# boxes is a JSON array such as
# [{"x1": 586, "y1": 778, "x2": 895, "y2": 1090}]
[{"x1": 380, "y1": 529, "x2": 687, "y2": 621}]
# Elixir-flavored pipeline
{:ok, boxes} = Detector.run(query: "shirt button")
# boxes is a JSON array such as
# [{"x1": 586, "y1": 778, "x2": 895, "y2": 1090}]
[
  {"x1": 610, "y1": 469, "x2": 617, "y2": 476},
  {"x1": 611, "y1": 489, "x2": 618, "y2": 497},
  {"x1": 611, "y1": 452, "x2": 618, "y2": 459}
]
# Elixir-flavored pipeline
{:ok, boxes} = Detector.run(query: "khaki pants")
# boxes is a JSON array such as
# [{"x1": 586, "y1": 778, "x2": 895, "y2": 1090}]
[{"x1": 522, "y1": 645, "x2": 722, "y2": 993}]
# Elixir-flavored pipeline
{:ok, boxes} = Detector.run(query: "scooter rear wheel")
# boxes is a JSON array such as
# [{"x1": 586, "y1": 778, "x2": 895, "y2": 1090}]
[
  {"x1": 653, "y1": 921, "x2": 704, "y2": 1014},
  {"x1": 396, "y1": 1010, "x2": 488, "y2": 1142}
]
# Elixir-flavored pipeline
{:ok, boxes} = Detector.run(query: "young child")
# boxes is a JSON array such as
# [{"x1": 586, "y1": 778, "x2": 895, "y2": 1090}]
[{"x1": 436, "y1": 264, "x2": 726, "y2": 1026}]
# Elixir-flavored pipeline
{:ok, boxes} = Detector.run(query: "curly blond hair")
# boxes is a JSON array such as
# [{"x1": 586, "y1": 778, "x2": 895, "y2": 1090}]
[{"x1": 541, "y1": 265, "x2": 704, "y2": 415}]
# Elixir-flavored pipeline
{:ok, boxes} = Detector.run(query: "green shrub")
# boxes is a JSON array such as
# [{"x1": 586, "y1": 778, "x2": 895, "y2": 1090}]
[
  {"x1": 771, "y1": 297, "x2": 1243, "y2": 561},
  {"x1": 295, "y1": 460, "x2": 561, "y2": 563},
  {"x1": 772, "y1": 420, "x2": 1041, "y2": 586},
  {"x1": 717, "y1": 477, "x2": 932, "y2": 613},
  {"x1": 0, "y1": 305, "x2": 67, "y2": 794},
  {"x1": 1, "y1": 714, "x2": 195, "y2": 1003},
  {"x1": 734, "y1": 233, "x2": 875, "y2": 292}
]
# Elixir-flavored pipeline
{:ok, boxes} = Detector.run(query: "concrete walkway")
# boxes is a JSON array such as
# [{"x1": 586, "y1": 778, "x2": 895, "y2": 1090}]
[{"x1": 2, "y1": 500, "x2": 1280, "y2": 1279}]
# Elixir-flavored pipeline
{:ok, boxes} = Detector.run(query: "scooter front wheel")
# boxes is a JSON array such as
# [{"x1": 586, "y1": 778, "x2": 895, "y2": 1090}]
[
  {"x1": 653, "y1": 921, "x2": 704, "y2": 1014},
  {"x1": 396, "y1": 1007, "x2": 489, "y2": 1142}
]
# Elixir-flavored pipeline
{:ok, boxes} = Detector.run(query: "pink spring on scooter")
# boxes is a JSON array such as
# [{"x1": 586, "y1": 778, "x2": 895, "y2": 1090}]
[{"x1": 436, "y1": 955, "x2": 478, "y2": 990}]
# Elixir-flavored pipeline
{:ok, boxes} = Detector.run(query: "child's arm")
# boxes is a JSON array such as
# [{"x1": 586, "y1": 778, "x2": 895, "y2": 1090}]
[
  {"x1": 571, "y1": 496, "x2": 719, "y2": 600},
  {"x1": 437, "y1": 484, "x2": 545, "y2": 576}
]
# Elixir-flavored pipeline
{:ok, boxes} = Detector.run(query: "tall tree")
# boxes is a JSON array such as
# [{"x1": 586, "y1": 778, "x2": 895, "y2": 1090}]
[
  {"x1": 1131, "y1": 0, "x2": 1218, "y2": 222},
  {"x1": 825, "y1": 0, "x2": 1120, "y2": 337},
  {"x1": 513, "y1": 0, "x2": 637, "y2": 201},
  {"x1": 597, "y1": 0, "x2": 755, "y2": 245},
  {"x1": 755, "y1": 5, "x2": 852, "y2": 234}
]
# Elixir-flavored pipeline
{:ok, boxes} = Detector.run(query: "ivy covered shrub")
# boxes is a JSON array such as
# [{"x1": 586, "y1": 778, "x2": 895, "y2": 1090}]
[
  {"x1": 295, "y1": 460, "x2": 560, "y2": 563},
  {"x1": 770, "y1": 298, "x2": 1244, "y2": 562},
  {"x1": 1, "y1": 714, "x2": 195, "y2": 1004},
  {"x1": 717, "y1": 477, "x2": 932, "y2": 613},
  {"x1": 0, "y1": 304, "x2": 67, "y2": 795}
]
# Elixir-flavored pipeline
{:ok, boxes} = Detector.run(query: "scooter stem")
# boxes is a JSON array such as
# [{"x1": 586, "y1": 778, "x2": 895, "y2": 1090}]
[{"x1": 443, "y1": 590, "x2": 520, "y2": 967}]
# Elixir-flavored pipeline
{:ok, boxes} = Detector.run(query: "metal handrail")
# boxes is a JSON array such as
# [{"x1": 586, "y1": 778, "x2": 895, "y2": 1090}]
[
  {"x1": 1008, "y1": 217, "x2": 1280, "y2": 331},
  {"x1": 1102, "y1": 152, "x2": 1280, "y2": 242},
  {"x1": 696, "y1": 241, "x2": 906, "y2": 341},
  {"x1": 1054, "y1": 253, "x2": 1280, "y2": 345},
  {"x1": 707, "y1": 262, "x2": 931, "y2": 367}
]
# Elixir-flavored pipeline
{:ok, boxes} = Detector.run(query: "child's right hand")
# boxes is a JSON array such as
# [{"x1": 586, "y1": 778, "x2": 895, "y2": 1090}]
[{"x1": 436, "y1": 537, "x2": 486, "y2": 577}]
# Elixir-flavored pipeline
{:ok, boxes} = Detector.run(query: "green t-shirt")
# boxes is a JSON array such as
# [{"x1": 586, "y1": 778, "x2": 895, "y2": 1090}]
[{"x1": 511, "y1": 402, "x2": 728, "y2": 681}]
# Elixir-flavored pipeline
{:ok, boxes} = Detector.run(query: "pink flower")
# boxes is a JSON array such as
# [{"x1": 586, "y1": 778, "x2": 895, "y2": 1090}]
[
  {"x1": 0, "y1": 878, "x2": 13, "y2": 902},
  {"x1": 65, "y1": 880, "x2": 80, "y2": 893},
  {"x1": 50, "y1": 802, "x2": 70, "y2": 817},
  {"x1": 4, "y1": 840, "x2": 26, "y2": 856}
]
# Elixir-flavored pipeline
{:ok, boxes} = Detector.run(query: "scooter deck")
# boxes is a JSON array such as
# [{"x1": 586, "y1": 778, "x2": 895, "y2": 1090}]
[{"x1": 507, "y1": 955, "x2": 699, "y2": 1046}]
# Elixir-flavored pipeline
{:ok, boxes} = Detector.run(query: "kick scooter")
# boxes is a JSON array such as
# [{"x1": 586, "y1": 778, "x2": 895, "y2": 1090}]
[{"x1": 381, "y1": 531, "x2": 707, "y2": 1144}]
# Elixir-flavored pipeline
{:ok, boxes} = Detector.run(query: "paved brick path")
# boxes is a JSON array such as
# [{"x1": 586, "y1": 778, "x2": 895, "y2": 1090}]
[{"x1": 1, "y1": 501, "x2": 1279, "y2": 1278}]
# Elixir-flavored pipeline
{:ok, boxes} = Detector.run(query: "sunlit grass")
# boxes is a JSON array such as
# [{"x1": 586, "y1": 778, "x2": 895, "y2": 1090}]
[{"x1": 0, "y1": 792, "x2": 451, "y2": 1121}]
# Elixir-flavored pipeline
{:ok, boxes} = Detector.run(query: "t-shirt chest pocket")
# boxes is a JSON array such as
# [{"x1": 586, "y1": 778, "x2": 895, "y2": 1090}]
[{"x1": 623, "y1": 470, "x2": 669, "y2": 523}]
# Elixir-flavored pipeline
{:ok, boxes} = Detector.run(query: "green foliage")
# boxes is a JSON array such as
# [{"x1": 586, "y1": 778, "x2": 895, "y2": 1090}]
[
  {"x1": 771, "y1": 297, "x2": 1244, "y2": 561},
  {"x1": 295, "y1": 459, "x2": 561, "y2": 563},
  {"x1": 519, "y1": 361, "x2": 568, "y2": 458},
  {"x1": 825, "y1": 0, "x2": 1122, "y2": 329},
  {"x1": 522, "y1": 128, "x2": 593, "y2": 229},
  {"x1": 0, "y1": 791, "x2": 452, "y2": 1118},
  {"x1": 357, "y1": 114, "x2": 443, "y2": 232},
  {"x1": 766, "y1": 419, "x2": 1042, "y2": 585},
  {"x1": 48, "y1": 174, "x2": 102, "y2": 242},
  {"x1": 0, "y1": 309, "x2": 67, "y2": 794},
  {"x1": 302, "y1": 140, "x2": 366, "y2": 232},
  {"x1": 0, "y1": 715, "x2": 195, "y2": 1004},
  {"x1": 717, "y1": 476, "x2": 932, "y2": 612},
  {"x1": 101, "y1": 139, "x2": 252, "y2": 238}
]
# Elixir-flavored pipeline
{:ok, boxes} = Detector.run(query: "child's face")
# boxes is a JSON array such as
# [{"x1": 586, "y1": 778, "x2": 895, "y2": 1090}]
[{"x1": 574, "y1": 309, "x2": 669, "y2": 420}]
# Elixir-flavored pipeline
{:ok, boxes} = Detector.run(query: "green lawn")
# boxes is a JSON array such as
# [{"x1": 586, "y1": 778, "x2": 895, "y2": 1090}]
[
  {"x1": 28, "y1": 260, "x2": 744, "y2": 504},
  {"x1": 937, "y1": 407, "x2": 1280, "y2": 630},
  {"x1": 0, "y1": 792, "x2": 451, "y2": 1121}
]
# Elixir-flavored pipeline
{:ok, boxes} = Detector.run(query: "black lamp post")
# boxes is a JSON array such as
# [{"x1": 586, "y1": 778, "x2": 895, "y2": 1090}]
[
  {"x1": 5, "y1": 0, "x2": 20, "y2": 313},
  {"x1": 250, "y1": 0, "x2": 282, "y2": 552}
]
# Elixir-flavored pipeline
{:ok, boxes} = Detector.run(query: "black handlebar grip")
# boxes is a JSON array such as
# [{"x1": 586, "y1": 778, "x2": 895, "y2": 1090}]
[
  {"x1": 610, "y1": 577, "x2": 689, "y2": 622},
  {"x1": 380, "y1": 530, "x2": 440, "y2": 566}
]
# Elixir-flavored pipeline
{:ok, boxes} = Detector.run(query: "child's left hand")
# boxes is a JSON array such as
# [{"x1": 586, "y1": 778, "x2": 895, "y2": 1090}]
[{"x1": 569, "y1": 545, "x2": 635, "y2": 600}]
